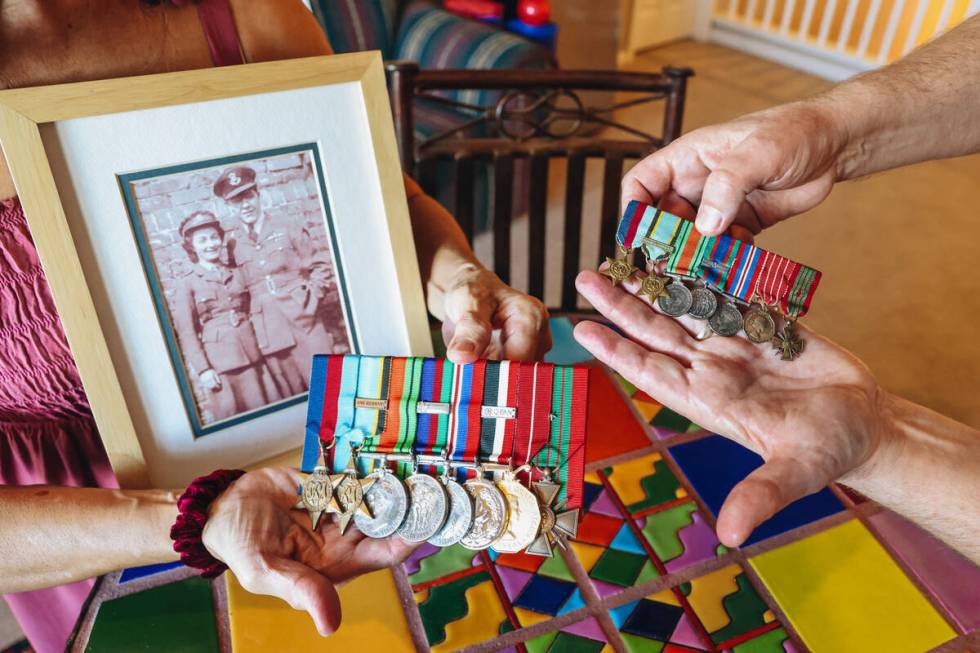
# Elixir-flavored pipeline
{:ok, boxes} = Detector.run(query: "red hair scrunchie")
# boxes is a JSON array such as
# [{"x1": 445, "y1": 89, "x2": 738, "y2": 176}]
[{"x1": 170, "y1": 469, "x2": 245, "y2": 578}]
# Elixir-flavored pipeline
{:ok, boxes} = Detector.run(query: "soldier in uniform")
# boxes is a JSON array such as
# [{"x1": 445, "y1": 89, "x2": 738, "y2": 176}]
[
  {"x1": 172, "y1": 211, "x2": 273, "y2": 423},
  {"x1": 214, "y1": 165, "x2": 346, "y2": 398}
]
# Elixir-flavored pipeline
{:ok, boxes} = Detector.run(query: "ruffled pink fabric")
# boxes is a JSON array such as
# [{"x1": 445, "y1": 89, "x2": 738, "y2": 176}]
[{"x1": 1, "y1": 196, "x2": 117, "y2": 653}]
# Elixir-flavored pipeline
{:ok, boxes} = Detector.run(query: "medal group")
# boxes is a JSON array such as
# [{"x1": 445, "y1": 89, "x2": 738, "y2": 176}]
[
  {"x1": 300, "y1": 355, "x2": 589, "y2": 557},
  {"x1": 603, "y1": 201, "x2": 822, "y2": 360}
]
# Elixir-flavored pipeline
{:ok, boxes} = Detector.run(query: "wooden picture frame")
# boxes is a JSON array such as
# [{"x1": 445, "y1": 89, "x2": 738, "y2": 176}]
[{"x1": 0, "y1": 52, "x2": 432, "y2": 488}]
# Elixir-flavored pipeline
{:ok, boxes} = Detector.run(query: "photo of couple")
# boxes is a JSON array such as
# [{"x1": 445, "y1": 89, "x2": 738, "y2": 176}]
[{"x1": 120, "y1": 145, "x2": 352, "y2": 433}]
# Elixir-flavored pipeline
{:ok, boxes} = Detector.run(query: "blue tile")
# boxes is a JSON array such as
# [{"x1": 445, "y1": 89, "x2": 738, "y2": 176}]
[
  {"x1": 581, "y1": 481, "x2": 604, "y2": 513},
  {"x1": 514, "y1": 575, "x2": 577, "y2": 616},
  {"x1": 119, "y1": 561, "x2": 183, "y2": 583},
  {"x1": 610, "y1": 600, "x2": 639, "y2": 629},
  {"x1": 557, "y1": 587, "x2": 586, "y2": 616},
  {"x1": 668, "y1": 435, "x2": 844, "y2": 545},
  {"x1": 544, "y1": 318, "x2": 593, "y2": 364},
  {"x1": 609, "y1": 524, "x2": 645, "y2": 555},
  {"x1": 621, "y1": 598, "x2": 685, "y2": 641}
]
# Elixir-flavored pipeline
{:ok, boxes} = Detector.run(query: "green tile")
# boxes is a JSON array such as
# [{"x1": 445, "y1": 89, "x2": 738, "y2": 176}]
[
  {"x1": 550, "y1": 631, "x2": 606, "y2": 653},
  {"x1": 626, "y1": 459, "x2": 684, "y2": 512},
  {"x1": 85, "y1": 577, "x2": 218, "y2": 653},
  {"x1": 408, "y1": 544, "x2": 476, "y2": 585},
  {"x1": 638, "y1": 502, "x2": 698, "y2": 562},
  {"x1": 732, "y1": 627, "x2": 790, "y2": 653},
  {"x1": 710, "y1": 573, "x2": 769, "y2": 644},
  {"x1": 635, "y1": 559, "x2": 660, "y2": 586},
  {"x1": 417, "y1": 570, "x2": 494, "y2": 646},
  {"x1": 538, "y1": 550, "x2": 575, "y2": 582},
  {"x1": 526, "y1": 630, "x2": 559, "y2": 653},
  {"x1": 589, "y1": 548, "x2": 647, "y2": 587},
  {"x1": 621, "y1": 633, "x2": 667, "y2": 653},
  {"x1": 649, "y1": 406, "x2": 690, "y2": 432}
]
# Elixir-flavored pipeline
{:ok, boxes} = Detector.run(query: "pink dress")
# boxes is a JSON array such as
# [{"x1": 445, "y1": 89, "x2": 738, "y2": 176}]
[
  {"x1": 0, "y1": 197, "x2": 117, "y2": 653},
  {"x1": 0, "y1": 3, "x2": 247, "y2": 651}
]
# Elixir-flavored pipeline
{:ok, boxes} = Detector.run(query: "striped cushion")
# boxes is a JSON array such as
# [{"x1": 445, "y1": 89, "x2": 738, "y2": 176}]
[{"x1": 310, "y1": 0, "x2": 399, "y2": 58}]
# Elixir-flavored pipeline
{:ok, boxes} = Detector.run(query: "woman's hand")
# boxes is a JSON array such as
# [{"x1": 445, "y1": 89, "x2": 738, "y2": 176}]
[
  {"x1": 202, "y1": 467, "x2": 417, "y2": 636},
  {"x1": 440, "y1": 263, "x2": 552, "y2": 364},
  {"x1": 573, "y1": 270, "x2": 886, "y2": 547}
]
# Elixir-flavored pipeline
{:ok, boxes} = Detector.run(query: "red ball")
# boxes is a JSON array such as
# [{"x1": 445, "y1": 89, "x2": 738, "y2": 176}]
[{"x1": 518, "y1": 0, "x2": 550, "y2": 26}]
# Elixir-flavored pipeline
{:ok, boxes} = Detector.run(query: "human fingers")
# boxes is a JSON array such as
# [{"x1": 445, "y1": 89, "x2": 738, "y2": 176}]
[
  {"x1": 443, "y1": 283, "x2": 496, "y2": 364},
  {"x1": 576, "y1": 271, "x2": 696, "y2": 356},
  {"x1": 237, "y1": 556, "x2": 342, "y2": 636},
  {"x1": 498, "y1": 293, "x2": 550, "y2": 361},
  {"x1": 714, "y1": 456, "x2": 828, "y2": 547}
]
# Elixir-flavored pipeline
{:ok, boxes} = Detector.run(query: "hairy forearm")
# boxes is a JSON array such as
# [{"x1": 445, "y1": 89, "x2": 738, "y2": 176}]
[
  {"x1": 823, "y1": 14, "x2": 980, "y2": 180},
  {"x1": 0, "y1": 487, "x2": 179, "y2": 592},
  {"x1": 841, "y1": 391, "x2": 980, "y2": 564},
  {"x1": 406, "y1": 184, "x2": 481, "y2": 320}
]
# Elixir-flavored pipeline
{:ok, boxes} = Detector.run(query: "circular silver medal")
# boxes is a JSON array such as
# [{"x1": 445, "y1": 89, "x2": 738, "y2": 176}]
[
  {"x1": 460, "y1": 478, "x2": 509, "y2": 550},
  {"x1": 708, "y1": 302, "x2": 744, "y2": 337},
  {"x1": 657, "y1": 281, "x2": 693, "y2": 317},
  {"x1": 743, "y1": 306, "x2": 777, "y2": 344},
  {"x1": 428, "y1": 479, "x2": 474, "y2": 547},
  {"x1": 491, "y1": 476, "x2": 542, "y2": 554},
  {"x1": 354, "y1": 472, "x2": 409, "y2": 538},
  {"x1": 687, "y1": 287, "x2": 718, "y2": 320},
  {"x1": 397, "y1": 474, "x2": 449, "y2": 542}
]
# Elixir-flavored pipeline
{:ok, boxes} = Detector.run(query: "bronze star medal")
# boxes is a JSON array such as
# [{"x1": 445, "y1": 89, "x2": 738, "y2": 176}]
[
  {"x1": 326, "y1": 450, "x2": 377, "y2": 535},
  {"x1": 600, "y1": 255, "x2": 638, "y2": 287},
  {"x1": 300, "y1": 448, "x2": 333, "y2": 530},
  {"x1": 525, "y1": 479, "x2": 580, "y2": 557},
  {"x1": 638, "y1": 273, "x2": 671, "y2": 302},
  {"x1": 772, "y1": 320, "x2": 804, "y2": 361}
]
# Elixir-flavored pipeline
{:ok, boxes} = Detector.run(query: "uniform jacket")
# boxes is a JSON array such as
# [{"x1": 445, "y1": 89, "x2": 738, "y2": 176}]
[{"x1": 173, "y1": 263, "x2": 263, "y2": 374}]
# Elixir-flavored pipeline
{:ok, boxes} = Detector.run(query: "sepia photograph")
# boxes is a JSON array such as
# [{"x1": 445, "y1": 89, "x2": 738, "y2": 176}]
[{"x1": 119, "y1": 144, "x2": 353, "y2": 434}]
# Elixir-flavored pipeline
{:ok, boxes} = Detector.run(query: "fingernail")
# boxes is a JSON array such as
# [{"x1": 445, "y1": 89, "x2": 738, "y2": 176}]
[
  {"x1": 697, "y1": 206, "x2": 724, "y2": 233},
  {"x1": 453, "y1": 339, "x2": 476, "y2": 354}
]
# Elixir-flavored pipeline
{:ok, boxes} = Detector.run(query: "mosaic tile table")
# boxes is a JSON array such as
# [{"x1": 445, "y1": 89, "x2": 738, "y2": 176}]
[{"x1": 70, "y1": 319, "x2": 980, "y2": 653}]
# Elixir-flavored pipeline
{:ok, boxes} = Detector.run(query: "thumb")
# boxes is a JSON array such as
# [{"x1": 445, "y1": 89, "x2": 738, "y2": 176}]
[
  {"x1": 696, "y1": 138, "x2": 777, "y2": 236},
  {"x1": 714, "y1": 456, "x2": 826, "y2": 547},
  {"x1": 444, "y1": 286, "x2": 496, "y2": 364},
  {"x1": 248, "y1": 558, "x2": 342, "y2": 636}
]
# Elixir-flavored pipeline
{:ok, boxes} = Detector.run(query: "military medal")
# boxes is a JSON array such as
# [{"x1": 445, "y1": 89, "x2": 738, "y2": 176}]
[
  {"x1": 526, "y1": 476, "x2": 580, "y2": 557},
  {"x1": 491, "y1": 466, "x2": 542, "y2": 553},
  {"x1": 638, "y1": 273, "x2": 671, "y2": 303},
  {"x1": 708, "y1": 302, "x2": 743, "y2": 337},
  {"x1": 397, "y1": 469, "x2": 449, "y2": 542},
  {"x1": 354, "y1": 459, "x2": 409, "y2": 538},
  {"x1": 688, "y1": 283, "x2": 718, "y2": 320},
  {"x1": 428, "y1": 466, "x2": 474, "y2": 547},
  {"x1": 600, "y1": 249, "x2": 638, "y2": 286},
  {"x1": 743, "y1": 301, "x2": 776, "y2": 344},
  {"x1": 772, "y1": 319, "x2": 804, "y2": 361},
  {"x1": 657, "y1": 280, "x2": 693, "y2": 317},
  {"x1": 326, "y1": 449, "x2": 376, "y2": 535},
  {"x1": 460, "y1": 473, "x2": 509, "y2": 550},
  {"x1": 300, "y1": 446, "x2": 333, "y2": 530}
]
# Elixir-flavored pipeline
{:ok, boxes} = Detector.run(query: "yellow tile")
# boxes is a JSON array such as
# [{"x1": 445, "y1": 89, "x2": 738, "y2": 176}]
[
  {"x1": 434, "y1": 580, "x2": 508, "y2": 653},
  {"x1": 606, "y1": 453, "x2": 662, "y2": 506},
  {"x1": 225, "y1": 568, "x2": 413, "y2": 652},
  {"x1": 512, "y1": 606, "x2": 553, "y2": 628},
  {"x1": 633, "y1": 399, "x2": 661, "y2": 423},
  {"x1": 585, "y1": 470, "x2": 603, "y2": 484},
  {"x1": 751, "y1": 520, "x2": 956, "y2": 653},
  {"x1": 686, "y1": 564, "x2": 740, "y2": 633},
  {"x1": 600, "y1": 645, "x2": 616, "y2": 653},
  {"x1": 648, "y1": 587, "x2": 681, "y2": 606},
  {"x1": 569, "y1": 541, "x2": 605, "y2": 571}
]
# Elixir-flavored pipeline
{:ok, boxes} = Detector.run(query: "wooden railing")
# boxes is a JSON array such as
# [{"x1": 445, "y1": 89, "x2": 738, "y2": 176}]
[{"x1": 703, "y1": 0, "x2": 979, "y2": 79}]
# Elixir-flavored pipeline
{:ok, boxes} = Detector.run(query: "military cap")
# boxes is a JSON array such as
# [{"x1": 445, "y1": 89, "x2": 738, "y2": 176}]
[
  {"x1": 213, "y1": 166, "x2": 257, "y2": 201},
  {"x1": 179, "y1": 211, "x2": 223, "y2": 239}
]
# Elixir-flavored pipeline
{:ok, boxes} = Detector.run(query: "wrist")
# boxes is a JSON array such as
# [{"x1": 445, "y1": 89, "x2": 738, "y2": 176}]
[{"x1": 838, "y1": 387, "x2": 904, "y2": 496}]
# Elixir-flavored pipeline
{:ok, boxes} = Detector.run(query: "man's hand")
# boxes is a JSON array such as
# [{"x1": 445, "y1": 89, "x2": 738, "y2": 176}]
[
  {"x1": 573, "y1": 270, "x2": 885, "y2": 547},
  {"x1": 622, "y1": 100, "x2": 847, "y2": 238},
  {"x1": 440, "y1": 263, "x2": 552, "y2": 364},
  {"x1": 199, "y1": 369, "x2": 222, "y2": 391},
  {"x1": 202, "y1": 468, "x2": 417, "y2": 636}
]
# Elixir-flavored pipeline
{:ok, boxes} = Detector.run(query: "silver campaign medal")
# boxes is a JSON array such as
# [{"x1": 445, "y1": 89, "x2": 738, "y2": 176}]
[
  {"x1": 459, "y1": 474, "x2": 509, "y2": 551},
  {"x1": 708, "y1": 302, "x2": 743, "y2": 337},
  {"x1": 354, "y1": 462, "x2": 409, "y2": 539},
  {"x1": 397, "y1": 471, "x2": 449, "y2": 543},
  {"x1": 657, "y1": 280, "x2": 693, "y2": 317},
  {"x1": 491, "y1": 466, "x2": 542, "y2": 554},
  {"x1": 428, "y1": 472, "x2": 475, "y2": 547},
  {"x1": 687, "y1": 284, "x2": 718, "y2": 320}
]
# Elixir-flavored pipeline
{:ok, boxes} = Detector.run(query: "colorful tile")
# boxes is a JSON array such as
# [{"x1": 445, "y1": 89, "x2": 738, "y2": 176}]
[
  {"x1": 525, "y1": 616, "x2": 612, "y2": 653},
  {"x1": 406, "y1": 543, "x2": 478, "y2": 586},
  {"x1": 868, "y1": 509, "x2": 980, "y2": 632},
  {"x1": 668, "y1": 435, "x2": 844, "y2": 545},
  {"x1": 226, "y1": 569, "x2": 412, "y2": 653},
  {"x1": 683, "y1": 564, "x2": 772, "y2": 647},
  {"x1": 603, "y1": 453, "x2": 687, "y2": 513},
  {"x1": 545, "y1": 317, "x2": 594, "y2": 364},
  {"x1": 721, "y1": 626, "x2": 795, "y2": 653},
  {"x1": 589, "y1": 548, "x2": 659, "y2": 588},
  {"x1": 612, "y1": 589, "x2": 710, "y2": 652},
  {"x1": 118, "y1": 561, "x2": 183, "y2": 583},
  {"x1": 514, "y1": 575, "x2": 579, "y2": 616},
  {"x1": 637, "y1": 502, "x2": 721, "y2": 573},
  {"x1": 751, "y1": 520, "x2": 957, "y2": 652},
  {"x1": 85, "y1": 577, "x2": 218, "y2": 653},
  {"x1": 584, "y1": 366, "x2": 654, "y2": 462},
  {"x1": 415, "y1": 569, "x2": 509, "y2": 651}
]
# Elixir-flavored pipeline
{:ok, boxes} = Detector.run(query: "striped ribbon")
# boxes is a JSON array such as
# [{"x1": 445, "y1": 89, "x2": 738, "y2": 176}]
[
  {"x1": 616, "y1": 200, "x2": 821, "y2": 318},
  {"x1": 302, "y1": 356, "x2": 590, "y2": 508}
]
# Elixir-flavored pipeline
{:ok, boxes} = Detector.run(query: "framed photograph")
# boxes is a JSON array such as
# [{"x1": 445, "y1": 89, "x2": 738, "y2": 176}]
[{"x1": 0, "y1": 53, "x2": 432, "y2": 488}]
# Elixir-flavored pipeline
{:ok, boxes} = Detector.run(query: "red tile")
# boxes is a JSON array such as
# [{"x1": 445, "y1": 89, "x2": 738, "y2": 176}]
[
  {"x1": 585, "y1": 365, "x2": 652, "y2": 462},
  {"x1": 577, "y1": 512, "x2": 624, "y2": 547}
]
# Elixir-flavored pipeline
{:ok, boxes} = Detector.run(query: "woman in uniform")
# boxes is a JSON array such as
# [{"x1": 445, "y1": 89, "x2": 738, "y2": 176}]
[{"x1": 172, "y1": 211, "x2": 273, "y2": 422}]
